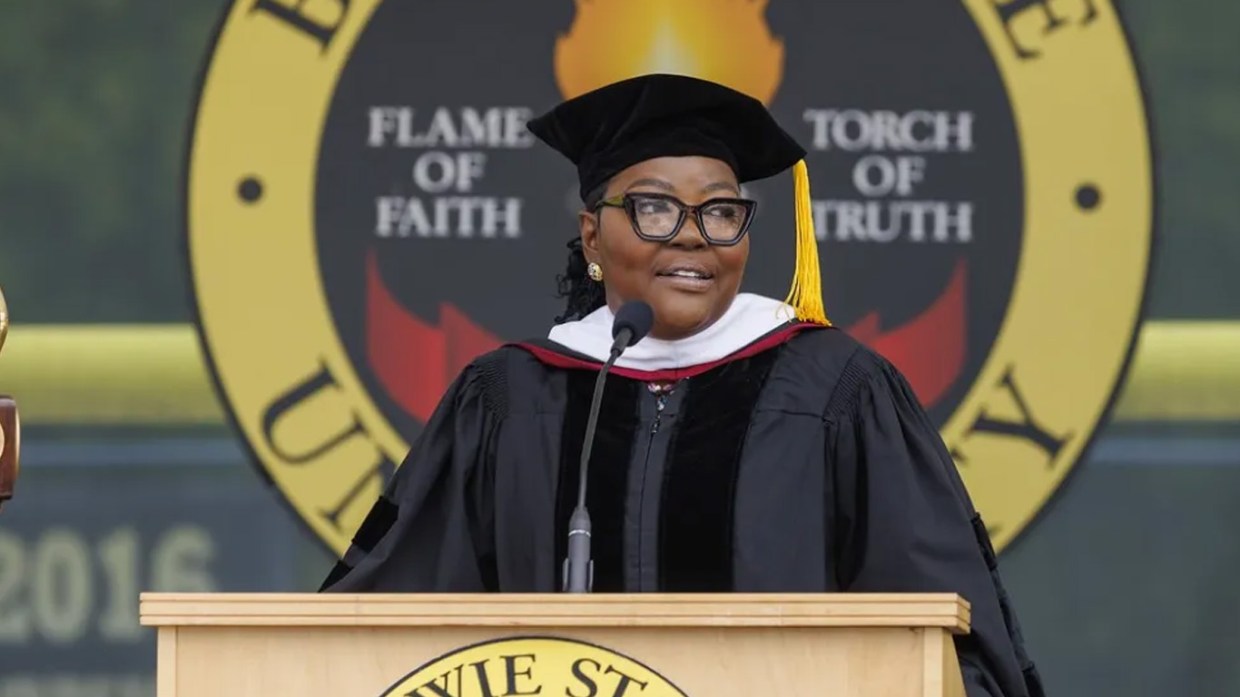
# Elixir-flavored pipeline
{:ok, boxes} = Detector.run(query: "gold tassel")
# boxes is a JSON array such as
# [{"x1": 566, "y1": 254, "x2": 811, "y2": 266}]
[{"x1": 783, "y1": 159, "x2": 830, "y2": 325}]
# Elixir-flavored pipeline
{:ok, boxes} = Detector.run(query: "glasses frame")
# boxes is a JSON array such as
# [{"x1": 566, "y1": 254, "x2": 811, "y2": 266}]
[{"x1": 594, "y1": 192, "x2": 758, "y2": 246}]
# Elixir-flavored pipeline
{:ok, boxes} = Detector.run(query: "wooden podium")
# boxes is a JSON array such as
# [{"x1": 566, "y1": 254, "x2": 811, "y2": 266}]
[{"x1": 139, "y1": 592, "x2": 968, "y2": 696}]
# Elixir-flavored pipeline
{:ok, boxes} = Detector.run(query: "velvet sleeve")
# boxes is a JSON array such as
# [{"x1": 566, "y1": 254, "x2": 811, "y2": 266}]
[
  {"x1": 318, "y1": 364, "x2": 500, "y2": 593},
  {"x1": 827, "y1": 352, "x2": 1045, "y2": 697}
]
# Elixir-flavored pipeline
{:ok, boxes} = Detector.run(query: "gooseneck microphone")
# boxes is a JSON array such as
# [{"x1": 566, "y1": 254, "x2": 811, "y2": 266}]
[{"x1": 563, "y1": 300, "x2": 654, "y2": 593}]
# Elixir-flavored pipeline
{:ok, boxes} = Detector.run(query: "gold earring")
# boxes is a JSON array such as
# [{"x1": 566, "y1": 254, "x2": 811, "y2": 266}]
[{"x1": 587, "y1": 262, "x2": 603, "y2": 282}]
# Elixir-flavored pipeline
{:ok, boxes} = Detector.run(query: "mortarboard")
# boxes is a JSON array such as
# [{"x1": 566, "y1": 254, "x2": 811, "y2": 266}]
[{"x1": 527, "y1": 73, "x2": 828, "y2": 326}]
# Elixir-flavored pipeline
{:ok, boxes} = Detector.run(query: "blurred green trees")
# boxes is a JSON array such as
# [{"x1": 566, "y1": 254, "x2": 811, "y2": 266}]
[
  {"x1": 1123, "y1": 0, "x2": 1240, "y2": 318},
  {"x1": 0, "y1": 0, "x2": 226, "y2": 322}
]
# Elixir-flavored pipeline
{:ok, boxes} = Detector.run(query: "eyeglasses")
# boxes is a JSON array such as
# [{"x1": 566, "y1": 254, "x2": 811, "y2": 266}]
[{"x1": 594, "y1": 192, "x2": 757, "y2": 246}]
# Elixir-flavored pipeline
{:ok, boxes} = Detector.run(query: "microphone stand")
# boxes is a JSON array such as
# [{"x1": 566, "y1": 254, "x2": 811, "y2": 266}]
[{"x1": 562, "y1": 327, "x2": 634, "y2": 593}]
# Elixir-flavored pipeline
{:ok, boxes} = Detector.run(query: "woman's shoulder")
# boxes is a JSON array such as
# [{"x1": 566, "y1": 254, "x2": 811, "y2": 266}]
[
  {"x1": 445, "y1": 344, "x2": 560, "y2": 416},
  {"x1": 778, "y1": 324, "x2": 889, "y2": 382},
  {"x1": 776, "y1": 325, "x2": 905, "y2": 417},
  {"x1": 463, "y1": 342, "x2": 549, "y2": 375}
]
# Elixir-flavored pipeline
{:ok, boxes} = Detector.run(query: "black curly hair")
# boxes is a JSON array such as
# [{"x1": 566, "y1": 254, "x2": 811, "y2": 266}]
[{"x1": 553, "y1": 181, "x2": 610, "y2": 323}]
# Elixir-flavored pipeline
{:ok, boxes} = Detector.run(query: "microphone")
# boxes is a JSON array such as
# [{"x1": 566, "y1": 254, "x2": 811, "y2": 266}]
[{"x1": 563, "y1": 300, "x2": 654, "y2": 593}]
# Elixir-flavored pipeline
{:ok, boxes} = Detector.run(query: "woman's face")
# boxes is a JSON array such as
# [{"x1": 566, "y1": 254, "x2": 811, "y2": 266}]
[{"x1": 580, "y1": 156, "x2": 750, "y2": 341}]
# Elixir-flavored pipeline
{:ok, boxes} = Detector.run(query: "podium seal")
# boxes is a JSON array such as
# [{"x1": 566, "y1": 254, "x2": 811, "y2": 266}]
[{"x1": 378, "y1": 637, "x2": 687, "y2": 697}]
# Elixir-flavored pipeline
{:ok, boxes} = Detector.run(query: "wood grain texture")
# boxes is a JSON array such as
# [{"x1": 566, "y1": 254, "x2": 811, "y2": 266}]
[
  {"x1": 147, "y1": 594, "x2": 969, "y2": 696},
  {"x1": 922, "y1": 627, "x2": 967, "y2": 697},
  {"x1": 157, "y1": 628, "x2": 178, "y2": 697},
  {"x1": 139, "y1": 592, "x2": 970, "y2": 632},
  {"x1": 162, "y1": 625, "x2": 952, "y2": 697},
  {"x1": 0, "y1": 396, "x2": 17, "y2": 506}
]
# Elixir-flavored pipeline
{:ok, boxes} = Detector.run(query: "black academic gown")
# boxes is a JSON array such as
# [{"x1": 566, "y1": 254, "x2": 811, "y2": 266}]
[{"x1": 321, "y1": 324, "x2": 1044, "y2": 697}]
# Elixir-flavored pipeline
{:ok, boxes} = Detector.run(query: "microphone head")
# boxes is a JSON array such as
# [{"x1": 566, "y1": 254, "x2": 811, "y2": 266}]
[{"x1": 612, "y1": 301, "x2": 654, "y2": 347}]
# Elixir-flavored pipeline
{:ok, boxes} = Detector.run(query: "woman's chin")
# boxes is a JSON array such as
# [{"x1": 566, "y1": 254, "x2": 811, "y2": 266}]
[{"x1": 648, "y1": 302, "x2": 719, "y2": 341}]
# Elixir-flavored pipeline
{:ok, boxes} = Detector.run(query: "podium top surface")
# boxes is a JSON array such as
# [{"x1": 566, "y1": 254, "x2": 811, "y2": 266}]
[{"x1": 139, "y1": 592, "x2": 970, "y2": 633}]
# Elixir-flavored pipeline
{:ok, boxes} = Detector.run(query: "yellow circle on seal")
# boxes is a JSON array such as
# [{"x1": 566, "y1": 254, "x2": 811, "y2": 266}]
[
  {"x1": 941, "y1": 0, "x2": 1152, "y2": 547},
  {"x1": 187, "y1": 0, "x2": 1153, "y2": 555},
  {"x1": 378, "y1": 637, "x2": 688, "y2": 697}
]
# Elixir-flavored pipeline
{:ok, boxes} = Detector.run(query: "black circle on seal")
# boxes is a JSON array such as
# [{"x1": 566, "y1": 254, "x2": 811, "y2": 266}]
[
  {"x1": 238, "y1": 176, "x2": 263, "y2": 203},
  {"x1": 1076, "y1": 184, "x2": 1102, "y2": 211}
]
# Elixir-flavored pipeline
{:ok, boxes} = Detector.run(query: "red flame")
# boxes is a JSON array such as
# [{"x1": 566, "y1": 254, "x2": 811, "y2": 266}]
[
  {"x1": 365, "y1": 250, "x2": 967, "y2": 422},
  {"x1": 846, "y1": 259, "x2": 967, "y2": 408},
  {"x1": 365, "y1": 250, "x2": 502, "y2": 423}
]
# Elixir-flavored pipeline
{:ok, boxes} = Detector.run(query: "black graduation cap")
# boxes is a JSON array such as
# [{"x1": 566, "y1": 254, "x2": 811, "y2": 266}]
[
  {"x1": 527, "y1": 73, "x2": 805, "y2": 200},
  {"x1": 527, "y1": 73, "x2": 828, "y2": 326}
]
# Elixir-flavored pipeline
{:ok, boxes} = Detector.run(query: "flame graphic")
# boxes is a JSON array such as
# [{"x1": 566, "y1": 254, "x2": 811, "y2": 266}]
[
  {"x1": 359, "y1": 0, "x2": 973, "y2": 425},
  {"x1": 555, "y1": 0, "x2": 784, "y2": 104}
]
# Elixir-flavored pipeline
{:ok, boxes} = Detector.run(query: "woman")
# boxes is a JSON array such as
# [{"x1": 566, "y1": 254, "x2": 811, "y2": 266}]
[{"x1": 322, "y1": 74, "x2": 1044, "y2": 697}]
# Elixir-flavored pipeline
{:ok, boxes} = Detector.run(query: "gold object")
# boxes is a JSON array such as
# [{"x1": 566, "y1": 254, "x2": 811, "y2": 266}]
[
  {"x1": 0, "y1": 283, "x2": 8, "y2": 354},
  {"x1": 783, "y1": 160, "x2": 829, "y2": 325},
  {"x1": 587, "y1": 262, "x2": 604, "y2": 282},
  {"x1": 0, "y1": 283, "x2": 18, "y2": 511}
]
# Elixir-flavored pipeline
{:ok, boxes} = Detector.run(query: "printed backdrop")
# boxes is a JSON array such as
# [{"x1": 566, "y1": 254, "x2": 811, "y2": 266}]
[
  {"x1": 18, "y1": 0, "x2": 1240, "y2": 695},
  {"x1": 186, "y1": 0, "x2": 1154, "y2": 556}
]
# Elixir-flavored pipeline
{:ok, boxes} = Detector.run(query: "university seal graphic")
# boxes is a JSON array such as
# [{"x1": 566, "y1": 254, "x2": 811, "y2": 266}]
[
  {"x1": 376, "y1": 637, "x2": 687, "y2": 697},
  {"x1": 186, "y1": 0, "x2": 1154, "y2": 554}
]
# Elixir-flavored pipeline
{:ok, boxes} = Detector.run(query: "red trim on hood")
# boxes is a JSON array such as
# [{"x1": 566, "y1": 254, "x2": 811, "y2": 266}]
[{"x1": 511, "y1": 322, "x2": 824, "y2": 382}]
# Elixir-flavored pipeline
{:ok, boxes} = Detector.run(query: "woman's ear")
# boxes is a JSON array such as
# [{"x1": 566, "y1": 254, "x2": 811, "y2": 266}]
[{"x1": 579, "y1": 208, "x2": 601, "y2": 262}]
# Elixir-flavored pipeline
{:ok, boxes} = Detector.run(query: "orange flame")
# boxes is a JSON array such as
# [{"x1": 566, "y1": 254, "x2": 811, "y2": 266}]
[{"x1": 555, "y1": 0, "x2": 784, "y2": 105}]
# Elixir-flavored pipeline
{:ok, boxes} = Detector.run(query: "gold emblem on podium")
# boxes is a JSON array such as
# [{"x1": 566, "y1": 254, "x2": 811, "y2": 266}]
[
  {"x1": 378, "y1": 637, "x2": 688, "y2": 697},
  {"x1": 0, "y1": 283, "x2": 19, "y2": 511}
]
